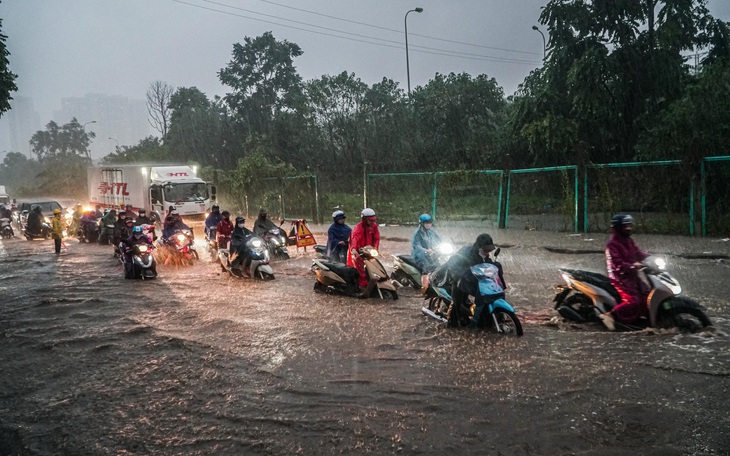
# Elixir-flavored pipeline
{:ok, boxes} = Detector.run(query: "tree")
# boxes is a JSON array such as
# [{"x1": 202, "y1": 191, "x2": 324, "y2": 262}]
[
  {"x1": 146, "y1": 80, "x2": 174, "y2": 138},
  {"x1": 0, "y1": 4, "x2": 18, "y2": 117},
  {"x1": 101, "y1": 136, "x2": 170, "y2": 164},
  {"x1": 218, "y1": 32, "x2": 303, "y2": 137},
  {"x1": 29, "y1": 118, "x2": 95, "y2": 163},
  {"x1": 0, "y1": 152, "x2": 40, "y2": 196}
]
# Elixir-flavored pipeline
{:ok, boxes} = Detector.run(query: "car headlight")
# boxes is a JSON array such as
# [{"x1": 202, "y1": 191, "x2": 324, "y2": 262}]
[
  {"x1": 44, "y1": 217, "x2": 51, "y2": 223},
  {"x1": 64, "y1": 213, "x2": 72, "y2": 220}
]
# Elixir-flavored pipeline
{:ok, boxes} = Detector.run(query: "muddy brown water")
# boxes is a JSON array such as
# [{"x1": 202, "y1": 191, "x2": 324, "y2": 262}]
[{"x1": 1, "y1": 224, "x2": 729, "y2": 455}]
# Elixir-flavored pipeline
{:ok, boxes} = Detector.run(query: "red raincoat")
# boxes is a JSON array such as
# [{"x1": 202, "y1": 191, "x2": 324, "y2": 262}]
[
  {"x1": 347, "y1": 219, "x2": 381, "y2": 287},
  {"x1": 605, "y1": 230, "x2": 650, "y2": 324}
]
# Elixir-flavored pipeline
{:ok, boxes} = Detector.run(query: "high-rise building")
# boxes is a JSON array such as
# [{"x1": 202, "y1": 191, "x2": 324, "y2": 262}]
[
  {"x1": 0, "y1": 96, "x2": 42, "y2": 156},
  {"x1": 53, "y1": 93, "x2": 151, "y2": 160}
]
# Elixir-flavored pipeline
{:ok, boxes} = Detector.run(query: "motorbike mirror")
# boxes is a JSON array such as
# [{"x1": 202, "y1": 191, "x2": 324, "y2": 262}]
[{"x1": 493, "y1": 247, "x2": 501, "y2": 258}]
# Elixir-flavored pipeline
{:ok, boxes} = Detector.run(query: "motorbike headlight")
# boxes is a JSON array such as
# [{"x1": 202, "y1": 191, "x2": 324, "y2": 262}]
[
  {"x1": 251, "y1": 239, "x2": 263, "y2": 248},
  {"x1": 64, "y1": 213, "x2": 72, "y2": 220},
  {"x1": 436, "y1": 243, "x2": 454, "y2": 255},
  {"x1": 138, "y1": 245, "x2": 148, "y2": 253},
  {"x1": 654, "y1": 258, "x2": 666, "y2": 270},
  {"x1": 62, "y1": 231, "x2": 68, "y2": 237},
  {"x1": 370, "y1": 249, "x2": 379, "y2": 257},
  {"x1": 176, "y1": 234, "x2": 185, "y2": 241},
  {"x1": 561, "y1": 273, "x2": 572, "y2": 286},
  {"x1": 44, "y1": 217, "x2": 51, "y2": 223}
]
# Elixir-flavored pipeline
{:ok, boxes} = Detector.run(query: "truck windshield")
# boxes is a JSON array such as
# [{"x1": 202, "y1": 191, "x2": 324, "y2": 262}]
[{"x1": 164, "y1": 183, "x2": 209, "y2": 203}]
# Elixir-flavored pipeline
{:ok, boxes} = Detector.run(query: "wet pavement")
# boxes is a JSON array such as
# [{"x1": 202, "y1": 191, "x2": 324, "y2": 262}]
[{"x1": 1, "y1": 224, "x2": 729, "y2": 455}]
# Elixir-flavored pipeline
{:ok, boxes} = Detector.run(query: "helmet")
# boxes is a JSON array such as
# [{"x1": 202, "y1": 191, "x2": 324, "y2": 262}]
[
  {"x1": 235, "y1": 216, "x2": 246, "y2": 224},
  {"x1": 124, "y1": 217, "x2": 134, "y2": 224},
  {"x1": 475, "y1": 233, "x2": 495, "y2": 251},
  {"x1": 361, "y1": 208, "x2": 376, "y2": 218},
  {"x1": 212, "y1": 205, "x2": 220, "y2": 212},
  {"x1": 259, "y1": 208, "x2": 267, "y2": 217},
  {"x1": 138, "y1": 208, "x2": 146, "y2": 214},
  {"x1": 419, "y1": 213, "x2": 432, "y2": 224},
  {"x1": 332, "y1": 210, "x2": 345, "y2": 221},
  {"x1": 610, "y1": 213, "x2": 634, "y2": 228},
  {"x1": 132, "y1": 226, "x2": 143, "y2": 234},
  {"x1": 53, "y1": 209, "x2": 61, "y2": 215},
  {"x1": 221, "y1": 211, "x2": 230, "y2": 217},
  {"x1": 119, "y1": 202, "x2": 125, "y2": 207}
]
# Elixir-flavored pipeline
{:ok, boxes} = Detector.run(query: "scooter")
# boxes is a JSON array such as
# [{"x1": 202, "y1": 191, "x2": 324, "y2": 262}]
[
  {"x1": 553, "y1": 255, "x2": 712, "y2": 332},
  {"x1": 79, "y1": 220, "x2": 99, "y2": 243},
  {"x1": 314, "y1": 242, "x2": 348, "y2": 264},
  {"x1": 206, "y1": 226, "x2": 219, "y2": 260},
  {"x1": 123, "y1": 244, "x2": 157, "y2": 280},
  {"x1": 218, "y1": 234, "x2": 275, "y2": 280},
  {"x1": 262, "y1": 224, "x2": 290, "y2": 260},
  {"x1": 24, "y1": 219, "x2": 52, "y2": 240},
  {"x1": 97, "y1": 221, "x2": 115, "y2": 245},
  {"x1": 160, "y1": 229, "x2": 198, "y2": 261},
  {"x1": 1, "y1": 217, "x2": 14, "y2": 238},
  {"x1": 392, "y1": 242, "x2": 454, "y2": 289},
  {"x1": 312, "y1": 245, "x2": 399, "y2": 300},
  {"x1": 421, "y1": 248, "x2": 523, "y2": 336}
]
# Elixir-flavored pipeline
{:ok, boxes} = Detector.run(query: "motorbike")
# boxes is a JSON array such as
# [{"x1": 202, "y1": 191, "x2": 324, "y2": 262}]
[
  {"x1": 1, "y1": 217, "x2": 14, "y2": 238},
  {"x1": 24, "y1": 217, "x2": 52, "y2": 240},
  {"x1": 421, "y1": 248, "x2": 523, "y2": 336},
  {"x1": 218, "y1": 233, "x2": 275, "y2": 280},
  {"x1": 314, "y1": 242, "x2": 348, "y2": 264},
  {"x1": 123, "y1": 243, "x2": 157, "y2": 280},
  {"x1": 262, "y1": 224, "x2": 290, "y2": 260},
  {"x1": 160, "y1": 229, "x2": 198, "y2": 261},
  {"x1": 312, "y1": 245, "x2": 399, "y2": 300},
  {"x1": 392, "y1": 242, "x2": 454, "y2": 289},
  {"x1": 98, "y1": 222, "x2": 116, "y2": 245},
  {"x1": 79, "y1": 219, "x2": 99, "y2": 243},
  {"x1": 206, "y1": 226, "x2": 219, "y2": 260},
  {"x1": 553, "y1": 255, "x2": 712, "y2": 332}
]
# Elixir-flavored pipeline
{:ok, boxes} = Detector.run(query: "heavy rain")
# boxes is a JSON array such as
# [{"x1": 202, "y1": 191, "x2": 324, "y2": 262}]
[{"x1": 1, "y1": 222, "x2": 728, "y2": 454}]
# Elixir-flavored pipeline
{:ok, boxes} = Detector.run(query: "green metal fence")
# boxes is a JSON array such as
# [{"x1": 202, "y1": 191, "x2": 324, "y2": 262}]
[
  {"x1": 701, "y1": 156, "x2": 730, "y2": 237},
  {"x1": 366, "y1": 170, "x2": 503, "y2": 225},
  {"x1": 504, "y1": 166, "x2": 578, "y2": 232},
  {"x1": 253, "y1": 175, "x2": 319, "y2": 222},
  {"x1": 584, "y1": 161, "x2": 691, "y2": 234}
]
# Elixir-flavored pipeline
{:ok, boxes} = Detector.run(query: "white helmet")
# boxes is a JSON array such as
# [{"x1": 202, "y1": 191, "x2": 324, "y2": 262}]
[
  {"x1": 361, "y1": 208, "x2": 376, "y2": 218},
  {"x1": 332, "y1": 210, "x2": 345, "y2": 221}
]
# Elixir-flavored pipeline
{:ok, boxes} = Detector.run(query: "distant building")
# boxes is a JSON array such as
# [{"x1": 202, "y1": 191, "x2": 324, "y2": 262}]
[
  {"x1": 53, "y1": 93, "x2": 151, "y2": 160},
  {"x1": 0, "y1": 96, "x2": 42, "y2": 156}
]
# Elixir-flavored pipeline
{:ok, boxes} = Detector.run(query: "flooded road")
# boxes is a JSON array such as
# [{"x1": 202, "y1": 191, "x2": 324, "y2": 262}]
[{"x1": 1, "y1": 225, "x2": 729, "y2": 455}]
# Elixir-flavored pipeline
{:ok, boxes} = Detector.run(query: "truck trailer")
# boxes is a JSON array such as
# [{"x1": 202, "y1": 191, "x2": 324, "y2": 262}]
[{"x1": 87, "y1": 165, "x2": 216, "y2": 222}]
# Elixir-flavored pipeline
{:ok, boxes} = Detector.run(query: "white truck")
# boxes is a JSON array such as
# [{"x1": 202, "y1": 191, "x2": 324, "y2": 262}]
[{"x1": 87, "y1": 165, "x2": 216, "y2": 222}]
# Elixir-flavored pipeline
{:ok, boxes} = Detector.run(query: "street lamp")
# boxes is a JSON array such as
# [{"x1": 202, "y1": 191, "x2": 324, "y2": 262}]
[
  {"x1": 82, "y1": 120, "x2": 97, "y2": 160},
  {"x1": 532, "y1": 25, "x2": 546, "y2": 60},
  {"x1": 404, "y1": 7, "x2": 423, "y2": 95}
]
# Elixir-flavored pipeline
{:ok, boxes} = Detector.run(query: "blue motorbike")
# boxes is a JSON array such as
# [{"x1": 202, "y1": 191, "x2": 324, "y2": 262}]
[{"x1": 421, "y1": 248, "x2": 523, "y2": 336}]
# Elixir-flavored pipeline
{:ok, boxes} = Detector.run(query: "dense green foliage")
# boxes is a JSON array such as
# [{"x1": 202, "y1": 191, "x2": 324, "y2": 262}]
[
  {"x1": 3, "y1": 1, "x2": 728, "y2": 223},
  {"x1": 0, "y1": 3, "x2": 18, "y2": 117}
]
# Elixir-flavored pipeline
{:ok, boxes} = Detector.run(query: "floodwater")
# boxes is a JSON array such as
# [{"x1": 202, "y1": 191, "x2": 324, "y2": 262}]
[{"x1": 1, "y1": 224, "x2": 729, "y2": 455}]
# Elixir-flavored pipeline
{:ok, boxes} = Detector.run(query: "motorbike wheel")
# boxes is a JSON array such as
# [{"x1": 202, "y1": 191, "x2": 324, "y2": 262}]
[
  {"x1": 558, "y1": 294, "x2": 597, "y2": 323},
  {"x1": 657, "y1": 303, "x2": 712, "y2": 332},
  {"x1": 313, "y1": 281, "x2": 327, "y2": 293},
  {"x1": 379, "y1": 289, "x2": 398, "y2": 300},
  {"x1": 427, "y1": 296, "x2": 444, "y2": 312},
  {"x1": 489, "y1": 308, "x2": 524, "y2": 336},
  {"x1": 191, "y1": 250, "x2": 199, "y2": 260},
  {"x1": 257, "y1": 269, "x2": 275, "y2": 280}
]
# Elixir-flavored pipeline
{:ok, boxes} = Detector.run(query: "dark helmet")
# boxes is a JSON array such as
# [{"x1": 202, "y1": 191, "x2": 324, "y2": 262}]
[
  {"x1": 258, "y1": 208, "x2": 267, "y2": 217},
  {"x1": 610, "y1": 213, "x2": 634, "y2": 228},
  {"x1": 221, "y1": 210, "x2": 230, "y2": 217},
  {"x1": 118, "y1": 210, "x2": 126, "y2": 217},
  {"x1": 212, "y1": 205, "x2": 220, "y2": 212},
  {"x1": 419, "y1": 213, "x2": 433, "y2": 224},
  {"x1": 124, "y1": 217, "x2": 134, "y2": 224},
  {"x1": 475, "y1": 233, "x2": 495, "y2": 251},
  {"x1": 235, "y1": 216, "x2": 246, "y2": 224}
]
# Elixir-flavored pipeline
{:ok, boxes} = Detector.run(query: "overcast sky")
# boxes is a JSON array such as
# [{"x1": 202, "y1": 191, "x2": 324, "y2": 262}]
[{"x1": 2, "y1": 0, "x2": 730, "y2": 122}]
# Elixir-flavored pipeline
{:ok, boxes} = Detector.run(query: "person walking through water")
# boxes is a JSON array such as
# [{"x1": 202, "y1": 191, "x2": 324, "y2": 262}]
[{"x1": 51, "y1": 209, "x2": 64, "y2": 254}]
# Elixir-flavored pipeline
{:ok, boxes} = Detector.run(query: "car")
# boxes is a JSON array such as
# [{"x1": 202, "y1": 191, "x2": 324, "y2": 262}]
[{"x1": 14, "y1": 199, "x2": 62, "y2": 233}]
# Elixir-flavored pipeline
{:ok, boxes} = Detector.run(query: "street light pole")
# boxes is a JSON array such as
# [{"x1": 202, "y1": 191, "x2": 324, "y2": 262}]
[
  {"x1": 404, "y1": 7, "x2": 423, "y2": 95},
  {"x1": 82, "y1": 120, "x2": 97, "y2": 160},
  {"x1": 532, "y1": 25, "x2": 546, "y2": 60}
]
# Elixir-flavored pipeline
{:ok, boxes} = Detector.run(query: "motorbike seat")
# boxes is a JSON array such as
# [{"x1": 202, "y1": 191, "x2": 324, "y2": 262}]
[
  {"x1": 560, "y1": 268, "x2": 622, "y2": 303},
  {"x1": 320, "y1": 260, "x2": 359, "y2": 284},
  {"x1": 396, "y1": 254, "x2": 420, "y2": 269}
]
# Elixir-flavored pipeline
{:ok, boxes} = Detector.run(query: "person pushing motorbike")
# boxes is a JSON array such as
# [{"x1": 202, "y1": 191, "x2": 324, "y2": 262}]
[
  {"x1": 411, "y1": 213, "x2": 442, "y2": 292},
  {"x1": 348, "y1": 208, "x2": 381, "y2": 289},
  {"x1": 438, "y1": 233, "x2": 505, "y2": 327},
  {"x1": 599, "y1": 214, "x2": 650, "y2": 331},
  {"x1": 326, "y1": 210, "x2": 351, "y2": 263}
]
